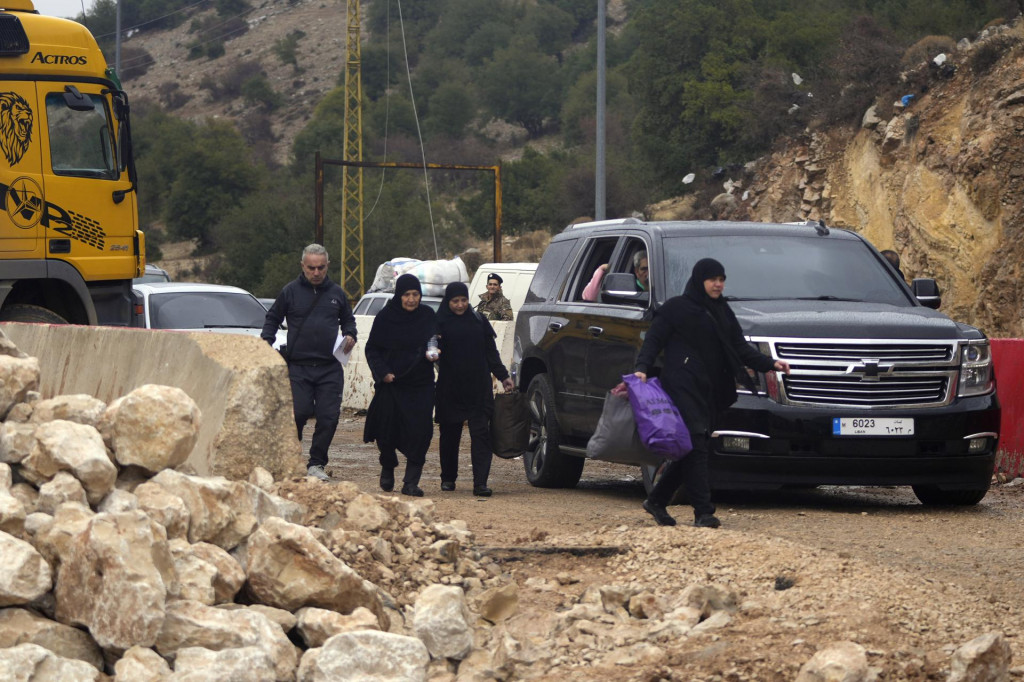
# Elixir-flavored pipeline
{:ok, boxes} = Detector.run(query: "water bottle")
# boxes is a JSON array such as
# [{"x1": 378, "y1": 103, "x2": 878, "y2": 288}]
[{"x1": 426, "y1": 336, "x2": 439, "y2": 361}]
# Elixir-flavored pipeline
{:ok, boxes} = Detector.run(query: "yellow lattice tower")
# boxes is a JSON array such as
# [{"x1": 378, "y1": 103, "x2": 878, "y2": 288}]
[{"x1": 341, "y1": 0, "x2": 364, "y2": 300}]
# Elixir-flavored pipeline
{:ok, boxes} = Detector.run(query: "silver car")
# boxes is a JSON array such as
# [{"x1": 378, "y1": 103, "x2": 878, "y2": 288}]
[{"x1": 131, "y1": 282, "x2": 287, "y2": 349}]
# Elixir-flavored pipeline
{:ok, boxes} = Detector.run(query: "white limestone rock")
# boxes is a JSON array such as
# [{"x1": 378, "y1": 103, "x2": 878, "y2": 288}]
[
  {"x1": 37, "y1": 471, "x2": 89, "y2": 514},
  {"x1": 295, "y1": 606, "x2": 379, "y2": 648},
  {"x1": 22, "y1": 420, "x2": 117, "y2": 505},
  {"x1": 297, "y1": 630, "x2": 429, "y2": 682},
  {"x1": 154, "y1": 599, "x2": 297, "y2": 682},
  {"x1": 0, "y1": 642, "x2": 103, "y2": 681},
  {"x1": 412, "y1": 584, "x2": 474, "y2": 661},
  {"x1": 171, "y1": 646, "x2": 277, "y2": 681},
  {"x1": 948, "y1": 632, "x2": 1012, "y2": 682},
  {"x1": 113, "y1": 645, "x2": 173, "y2": 682},
  {"x1": 54, "y1": 510, "x2": 176, "y2": 652},
  {"x1": 0, "y1": 354, "x2": 40, "y2": 420},
  {"x1": 135, "y1": 480, "x2": 191, "y2": 540},
  {"x1": 30, "y1": 394, "x2": 107, "y2": 428},
  {"x1": 245, "y1": 517, "x2": 388, "y2": 629},
  {"x1": 0, "y1": 531, "x2": 52, "y2": 606},
  {"x1": 101, "y1": 384, "x2": 201, "y2": 473},
  {"x1": 796, "y1": 641, "x2": 870, "y2": 682},
  {"x1": 150, "y1": 469, "x2": 256, "y2": 550},
  {"x1": 0, "y1": 607, "x2": 103, "y2": 670}
]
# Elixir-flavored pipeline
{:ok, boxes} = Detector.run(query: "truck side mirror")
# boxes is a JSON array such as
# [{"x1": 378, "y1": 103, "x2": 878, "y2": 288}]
[
  {"x1": 911, "y1": 278, "x2": 941, "y2": 309},
  {"x1": 62, "y1": 85, "x2": 95, "y2": 112}
]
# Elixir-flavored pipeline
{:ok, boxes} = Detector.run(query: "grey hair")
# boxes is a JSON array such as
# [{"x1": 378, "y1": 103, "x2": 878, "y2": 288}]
[
  {"x1": 302, "y1": 243, "x2": 329, "y2": 262},
  {"x1": 633, "y1": 250, "x2": 648, "y2": 269}
]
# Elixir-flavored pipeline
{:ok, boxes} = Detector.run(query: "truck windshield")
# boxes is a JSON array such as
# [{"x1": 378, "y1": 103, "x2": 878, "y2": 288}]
[
  {"x1": 45, "y1": 93, "x2": 117, "y2": 179},
  {"x1": 662, "y1": 234, "x2": 910, "y2": 306}
]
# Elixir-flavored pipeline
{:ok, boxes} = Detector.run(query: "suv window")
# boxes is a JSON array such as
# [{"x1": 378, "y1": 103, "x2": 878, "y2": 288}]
[
  {"x1": 568, "y1": 237, "x2": 617, "y2": 301},
  {"x1": 526, "y1": 240, "x2": 574, "y2": 304},
  {"x1": 662, "y1": 235, "x2": 909, "y2": 305}
]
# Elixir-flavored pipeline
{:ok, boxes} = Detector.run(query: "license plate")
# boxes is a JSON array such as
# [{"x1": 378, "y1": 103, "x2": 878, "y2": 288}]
[{"x1": 832, "y1": 417, "x2": 915, "y2": 436}]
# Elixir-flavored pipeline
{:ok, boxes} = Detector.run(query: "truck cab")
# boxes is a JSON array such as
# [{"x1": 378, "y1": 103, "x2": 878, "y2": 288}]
[{"x1": 0, "y1": 0, "x2": 141, "y2": 325}]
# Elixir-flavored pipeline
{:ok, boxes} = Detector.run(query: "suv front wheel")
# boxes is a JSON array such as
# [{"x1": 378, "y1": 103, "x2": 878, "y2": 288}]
[{"x1": 523, "y1": 374, "x2": 585, "y2": 488}]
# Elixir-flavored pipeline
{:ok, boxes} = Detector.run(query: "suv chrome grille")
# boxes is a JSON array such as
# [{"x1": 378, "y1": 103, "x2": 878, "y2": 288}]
[
  {"x1": 775, "y1": 341, "x2": 953, "y2": 363},
  {"x1": 757, "y1": 338, "x2": 959, "y2": 408},
  {"x1": 783, "y1": 374, "x2": 949, "y2": 406}
]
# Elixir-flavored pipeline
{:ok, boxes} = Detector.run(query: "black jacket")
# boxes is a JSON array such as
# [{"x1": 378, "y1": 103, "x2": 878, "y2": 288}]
[
  {"x1": 635, "y1": 294, "x2": 774, "y2": 435},
  {"x1": 434, "y1": 310, "x2": 509, "y2": 423},
  {"x1": 261, "y1": 275, "x2": 357, "y2": 364}
]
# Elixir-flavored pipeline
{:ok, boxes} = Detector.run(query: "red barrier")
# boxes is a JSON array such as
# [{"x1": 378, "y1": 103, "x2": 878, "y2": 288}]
[{"x1": 991, "y1": 339, "x2": 1024, "y2": 478}]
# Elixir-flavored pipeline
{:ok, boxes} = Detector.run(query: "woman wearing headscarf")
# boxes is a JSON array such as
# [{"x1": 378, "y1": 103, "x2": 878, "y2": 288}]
[
  {"x1": 634, "y1": 258, "x2": 791, "y2": 527},
  {"x1": 363, "y1": 274, "x2": 438, "y2": 497},
  {"x1": 434, "y1": 281, "x2": 514, "y2": 496}
]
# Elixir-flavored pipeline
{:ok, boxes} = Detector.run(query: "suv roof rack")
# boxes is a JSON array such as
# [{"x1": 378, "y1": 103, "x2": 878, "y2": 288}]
[
  {"x1": 565, "y1": 217, "x2": 644, "y2": 231},
  {"x1": 783, "y1": 219, "x2": 830, "y2": 235}
]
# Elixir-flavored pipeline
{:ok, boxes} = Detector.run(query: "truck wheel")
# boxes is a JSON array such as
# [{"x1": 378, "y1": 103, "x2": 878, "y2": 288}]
[
  {"x1": 0, "y1": 304, "x2": 68, "y2": 324},
  {"x1": 523, "y1": 374, "x2": 584, "y2": 488},
  {"x1": 911, "y1": 484, "x2": 988, "y2": 506},
  {"x1": 640, "y1": 462, "x2": 689, "y2": 504}
]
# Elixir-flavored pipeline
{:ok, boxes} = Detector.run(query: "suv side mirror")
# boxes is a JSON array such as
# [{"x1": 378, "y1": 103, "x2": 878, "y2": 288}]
[
  {"x1": 911, "y1": 278, "x2": 941, "y2": 309},
  {"x1": 601, "y1": 272, "x2": 649, "y2": 305}
]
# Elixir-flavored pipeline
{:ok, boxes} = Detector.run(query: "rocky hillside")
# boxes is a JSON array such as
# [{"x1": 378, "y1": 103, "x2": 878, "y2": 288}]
[
  {"x1": 124, "y1": 0, "x2": 351, "y2": 165},
  {"x1": 730, "y1": 20, "x2": 1024, "y2": 338}
]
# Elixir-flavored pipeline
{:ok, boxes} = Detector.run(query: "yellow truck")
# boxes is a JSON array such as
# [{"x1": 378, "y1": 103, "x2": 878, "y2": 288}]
[{"x1": 0, "y1": 0, "x2": 142, "y2": 325}]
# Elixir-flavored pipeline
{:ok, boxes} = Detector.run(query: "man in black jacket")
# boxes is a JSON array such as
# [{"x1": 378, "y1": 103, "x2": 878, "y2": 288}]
[{"x1": 262, "y1": 244, "x2": 357, "y2": 481}]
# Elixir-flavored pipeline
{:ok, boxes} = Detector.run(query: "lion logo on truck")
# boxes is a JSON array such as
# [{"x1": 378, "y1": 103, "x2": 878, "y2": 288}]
[{"x1": 0, "y1": 92, "x2": 33, "y2": 166}]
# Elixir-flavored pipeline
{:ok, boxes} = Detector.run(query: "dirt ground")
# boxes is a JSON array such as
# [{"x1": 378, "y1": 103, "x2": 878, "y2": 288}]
[{"x1": 307, "y1": 409, "x2": 1024, "y2": 680}]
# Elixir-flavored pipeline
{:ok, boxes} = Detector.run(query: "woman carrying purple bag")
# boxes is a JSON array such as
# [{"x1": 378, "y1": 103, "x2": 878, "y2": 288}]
[{"x1": 634, "y1": 258, "x2": 791, "y2": 528}]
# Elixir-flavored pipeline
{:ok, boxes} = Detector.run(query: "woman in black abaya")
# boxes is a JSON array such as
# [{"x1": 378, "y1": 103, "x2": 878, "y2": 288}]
[
  {"x1": 434, "y1": 281, "x2": 514, "y2": 496},
  {"x1": 634, "y1": 258, "x2": 790, "y2": 527},
  {"x1": 363, "y1": 274, "x2": 438, "y2": 496}
]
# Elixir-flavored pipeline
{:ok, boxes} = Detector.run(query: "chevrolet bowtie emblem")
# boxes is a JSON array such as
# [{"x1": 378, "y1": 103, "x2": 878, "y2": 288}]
[{"x1": 846, "y1": 359, "x2": 891, "y2": 382}]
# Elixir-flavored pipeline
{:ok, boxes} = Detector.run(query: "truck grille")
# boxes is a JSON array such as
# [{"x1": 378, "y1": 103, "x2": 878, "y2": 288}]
[
  {"x1": 759, "y1": 338, "x2": 959, "y2": 408},
  {"x1": 783, "y1": 374, "x2": 950, "y2": 406},
  {"x1": 775, "y1": 341, "x2": 953, "y2": 363}
]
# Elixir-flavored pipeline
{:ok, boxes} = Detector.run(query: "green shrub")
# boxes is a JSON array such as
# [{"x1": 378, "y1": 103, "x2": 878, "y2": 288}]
[{"x1": 901, "y1": 35, "x2": 957, "y2": 67}]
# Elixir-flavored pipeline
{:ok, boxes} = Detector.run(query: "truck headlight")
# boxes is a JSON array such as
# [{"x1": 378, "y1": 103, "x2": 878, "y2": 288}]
[{"x1": 958, "y1": 341, "x2": 994, "y2": 397}]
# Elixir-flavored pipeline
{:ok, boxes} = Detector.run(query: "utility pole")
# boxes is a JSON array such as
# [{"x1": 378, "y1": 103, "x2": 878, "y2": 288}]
[
  {"x1": 340, "y1": 0, "x2": 365, "y2": 301},
  {"x1": 115, "y1": 0, "x2": 122, "y2": 75},
  {"x1": 595, "y1": 0, "x2": 606, "y2": 220}
]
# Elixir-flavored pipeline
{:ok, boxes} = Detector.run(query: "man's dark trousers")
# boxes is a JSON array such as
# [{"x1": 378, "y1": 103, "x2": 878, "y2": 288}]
[{"x1": 288, "y1": 361, "x2": 344, "y2": 468}]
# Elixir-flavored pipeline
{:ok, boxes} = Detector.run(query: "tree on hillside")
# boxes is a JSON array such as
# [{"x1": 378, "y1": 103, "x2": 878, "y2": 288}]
[
  {"x1": 480, "y1": 39, "x2": 562, "y2": 137},
  {"x1": 163, "y1": 121, "x2": 260, "y2": 248}
]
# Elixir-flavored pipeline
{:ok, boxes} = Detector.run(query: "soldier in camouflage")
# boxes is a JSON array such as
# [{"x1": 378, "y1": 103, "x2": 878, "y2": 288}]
[{"x1": 475, "y1": 273, "x2": 513, "y2": 321}]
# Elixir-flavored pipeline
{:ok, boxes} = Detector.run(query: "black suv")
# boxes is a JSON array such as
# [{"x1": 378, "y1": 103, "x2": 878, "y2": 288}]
[{"x1": 511, "y1": 219, "x2": 1000, "y2": 506}]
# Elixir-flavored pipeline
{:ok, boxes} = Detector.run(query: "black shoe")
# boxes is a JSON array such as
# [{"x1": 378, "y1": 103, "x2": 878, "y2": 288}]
[
  {"x1": 472, "y1": 485, "x2": 492, "y2": 497},
  {"x1": 642, "y1": 499, "x2": 676, "y2": 526},
  {"x1": 440, "y1": 481, "x2": 456, "y2": 492},
  {"x1": 401, "y1": 483, "x2": 424, "y2": 497},
  {"x1": 379, "y1": 468, "x2": 394, "y2": 492},
  {"x1": 694, "y1": 514, "x2": 721, "y2": 528}
]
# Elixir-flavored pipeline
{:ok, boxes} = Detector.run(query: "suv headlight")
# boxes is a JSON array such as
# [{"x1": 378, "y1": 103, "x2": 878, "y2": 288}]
[{"x1": 958, "y1": 340, "x2": 994, "y2": 397}]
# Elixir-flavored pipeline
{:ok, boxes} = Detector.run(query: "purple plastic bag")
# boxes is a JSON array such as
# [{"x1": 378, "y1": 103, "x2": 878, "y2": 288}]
[{"x1": 622, "y1": 373, "x2": 692, "y2": 460}]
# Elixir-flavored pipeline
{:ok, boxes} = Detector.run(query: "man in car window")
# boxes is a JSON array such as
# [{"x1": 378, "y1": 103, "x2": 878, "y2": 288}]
[
  {"x1": 475, "y1": 273, "x2": 514, "y2": 321},
  {"x1": 262, "y1": 244, "x2": 357, "y2": 482},
  {"x1": 633, "y1": 251, "x2": 650, "y2": 292}
]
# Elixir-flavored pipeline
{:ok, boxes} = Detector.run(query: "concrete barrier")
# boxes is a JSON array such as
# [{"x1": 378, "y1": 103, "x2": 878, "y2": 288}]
[
  {"x1": 342, "y1": 317, "x2": 514, "y2": 411},
  {"x1": 991, "y1": 338, "x2": 1024, "y2": 477},
  {"x1": 0, "y1": 322, "x2": 304, "y2": 481}
]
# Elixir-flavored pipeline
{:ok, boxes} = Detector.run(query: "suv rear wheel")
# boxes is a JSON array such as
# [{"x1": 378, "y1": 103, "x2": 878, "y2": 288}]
[
  {"x1": 523, "y1": 374, "x2": 584, "y2": 488},
  {"x1": 911, "y1": 484, "x2": 988, "y2": 506}
]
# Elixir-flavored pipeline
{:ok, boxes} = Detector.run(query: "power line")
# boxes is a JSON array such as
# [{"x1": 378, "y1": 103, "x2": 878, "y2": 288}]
[{"x1": 94, "y1": 0, "x2": 213, "y2": 40}]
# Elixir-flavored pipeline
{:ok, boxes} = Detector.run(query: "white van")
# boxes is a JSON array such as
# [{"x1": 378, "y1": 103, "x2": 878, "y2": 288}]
[{"x1": 467, "y1": 263, "x2": 538, "y2": 314}]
